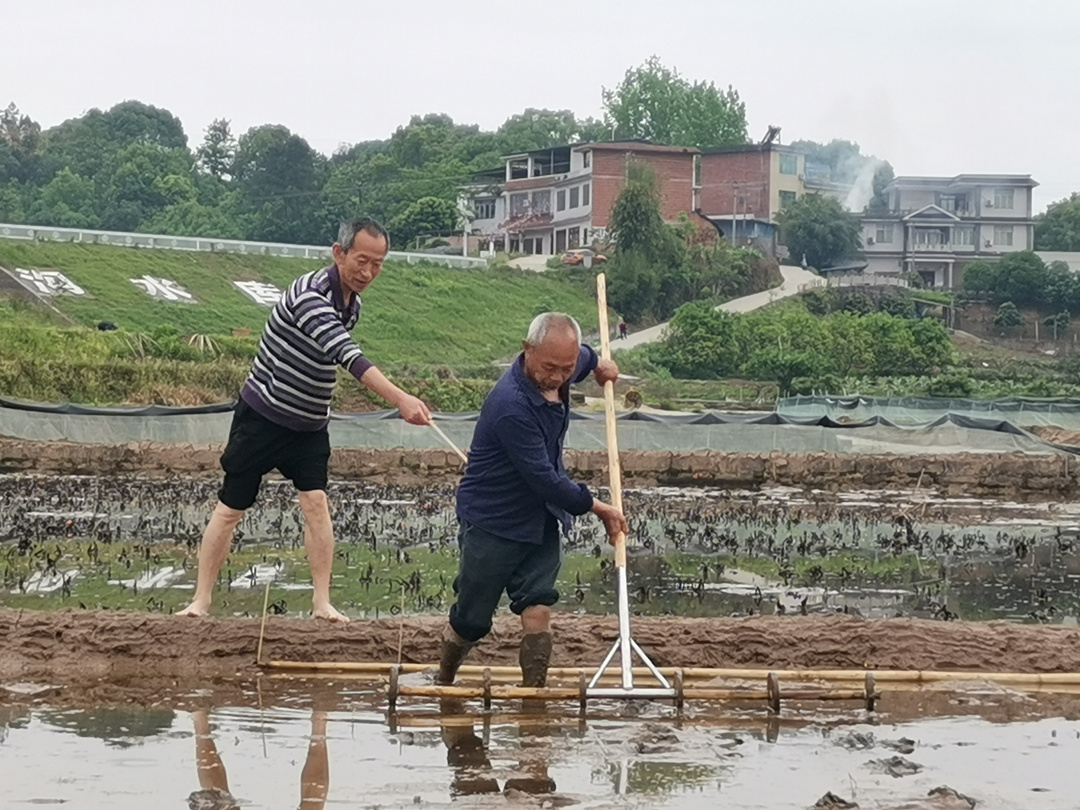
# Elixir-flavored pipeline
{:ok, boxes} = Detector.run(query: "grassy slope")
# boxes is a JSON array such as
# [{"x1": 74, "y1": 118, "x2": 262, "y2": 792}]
[{"x1": 0, "y1": 242, "x2": 601, "y2": 367}]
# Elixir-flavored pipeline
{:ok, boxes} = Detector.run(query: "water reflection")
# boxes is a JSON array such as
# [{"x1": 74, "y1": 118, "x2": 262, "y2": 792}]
[
  {"x1": 438, "y1": 702, "x2": 559, "y2": 799},
  {"x1": 37, "y1": 707, "x2": 175, "y2": 748},
  {"x1": 188, "y1": 708, "x2": 327, "y2": 810}
]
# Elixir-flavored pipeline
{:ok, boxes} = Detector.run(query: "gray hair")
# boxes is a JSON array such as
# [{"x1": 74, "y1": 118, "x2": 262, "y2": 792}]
[
  {"x1": 338, "y1": 216, "x2": 389, "y2": 251},
  {"x1": 526, "y1": 312, "x2": 582, "y2": 347}
]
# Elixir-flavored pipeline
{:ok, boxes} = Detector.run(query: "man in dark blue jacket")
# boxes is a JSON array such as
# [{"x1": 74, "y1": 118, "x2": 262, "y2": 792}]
[{"x1": 440, "y1": 312, "x2": 628, "y2": 687}]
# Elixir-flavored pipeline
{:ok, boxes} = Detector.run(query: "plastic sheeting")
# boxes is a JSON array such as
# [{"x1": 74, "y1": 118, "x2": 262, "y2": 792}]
[
  {"x1": 0, "y1": 398, "x2": 1070, "y2": 456},
  {"x1": 778, "y1": 395, "x2": 1080, "y2": 430}
]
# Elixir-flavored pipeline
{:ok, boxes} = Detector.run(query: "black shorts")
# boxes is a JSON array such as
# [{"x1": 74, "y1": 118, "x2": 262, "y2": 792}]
[
  {"x1": 448, "y1": 517, "x2": 562, "y2": 643},
  {"x1": 217, "y1": 398, "x2": 331, "y2": 510}
]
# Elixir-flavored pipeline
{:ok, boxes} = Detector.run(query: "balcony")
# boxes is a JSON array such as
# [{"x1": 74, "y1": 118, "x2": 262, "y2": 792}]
[{"x1": 910, "y1": 242, "x2": 976, "y2": 253}]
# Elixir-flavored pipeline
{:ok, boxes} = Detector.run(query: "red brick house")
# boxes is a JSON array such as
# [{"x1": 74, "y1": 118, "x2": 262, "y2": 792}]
[{"x1": 466, "y1": 141, "x2": 698, "y2": 255}]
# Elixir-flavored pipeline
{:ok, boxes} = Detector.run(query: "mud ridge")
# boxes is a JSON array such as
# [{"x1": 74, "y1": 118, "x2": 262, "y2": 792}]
[{"x1": 4, "y1": 609, "x2": 1080, "y2": 684}]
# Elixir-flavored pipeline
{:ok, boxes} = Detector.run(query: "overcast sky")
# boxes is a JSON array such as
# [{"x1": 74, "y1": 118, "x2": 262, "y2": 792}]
[{"x1": 7, "y1": 0, "x2": 1076, "y2": 211}]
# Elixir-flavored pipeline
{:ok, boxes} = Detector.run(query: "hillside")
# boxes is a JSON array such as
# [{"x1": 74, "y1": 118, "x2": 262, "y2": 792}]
[{"x1": 0, "y1": 241, "x2": 601, "y2": 368}]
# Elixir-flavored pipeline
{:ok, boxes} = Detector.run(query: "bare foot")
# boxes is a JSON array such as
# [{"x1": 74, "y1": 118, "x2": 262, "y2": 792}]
[
  {"x1": 312, "y1": 604, "x2": 350, "y2": 623},
  {"x1": 177, "y1": 601, "x2": 210, "y2": 617}
]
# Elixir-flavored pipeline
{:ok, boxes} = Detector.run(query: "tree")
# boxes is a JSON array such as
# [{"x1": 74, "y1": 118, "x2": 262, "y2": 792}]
[
  {"x1": 0, "y1": 103, "x2": 43, "y2": 183},
  {"x1": 233, "y1": 124, "x2": 327, "y2": 244},
  {"x1": 994, "y1": 301, "x2": 1022, "y2": 329},
  {"x1": 605, "y1": 251, "x2": 661, "y2": 323},
  {"x1": 659, "y1": 301, "x2": 737, "y2": 378},
  {"x1": 602, "y1": 57, "x2": 748, "y2": 149},
  {"x1": 387, "y1": 196, "x2": 460, "y2": 249},
  {"x1": 1035, "y1": 192, "x2": 1080, "y2": 251},
  {"x1": 995, "y1": 251, "x2": 1048, "y2": 307},
  {"x1": 495, "y1": 109, "x2": 606, "y2": 154},
  {"x1": 961, "y1": 259, "x2": 998, "y2": 296},
  {"x1": 776, "y1": 193, "x2": 862, "y2": 269},
  {"x1": 196, "y1": 118, "x2": 236, "y2": 180},
  {"x1": 96, "y1": 141, "x2": 193, "y2": 231},
  {"x1": 27, "y1": 168, "x2": 99, "y2": 227},
  {"x1": 608, "y1": 162, "x2": 668, "y2": 254},
  {"x1": 1044, "y1": 310, "x2": 1071, "y2": 340}
]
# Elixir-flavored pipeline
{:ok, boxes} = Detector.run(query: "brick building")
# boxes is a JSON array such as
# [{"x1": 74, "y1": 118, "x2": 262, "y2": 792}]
[
  {"x1": 466, "y1": 142, "x2": 698, "y2": 255},
  {"x1": 697, "y1": 144, "x2": 844, "y2": 257}
]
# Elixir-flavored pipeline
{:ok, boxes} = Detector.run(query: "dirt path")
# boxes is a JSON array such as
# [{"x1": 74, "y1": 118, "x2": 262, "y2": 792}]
[{"x1": 4, "y1": 609, "x2": 1080, "y2": 684}]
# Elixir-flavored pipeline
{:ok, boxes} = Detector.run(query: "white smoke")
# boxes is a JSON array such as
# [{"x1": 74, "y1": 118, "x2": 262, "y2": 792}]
[{"x1": 843, "y1": 159, "x2": 884, "y2": 212}]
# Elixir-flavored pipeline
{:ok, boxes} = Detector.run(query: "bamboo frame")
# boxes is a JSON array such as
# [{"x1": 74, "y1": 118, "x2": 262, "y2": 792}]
[
  {"x1": 261, "y1": 659, "x2": 1080, "y2": 687},
  {"x1": 383, "y1": 665, "x2": 879, "y2": 714}
]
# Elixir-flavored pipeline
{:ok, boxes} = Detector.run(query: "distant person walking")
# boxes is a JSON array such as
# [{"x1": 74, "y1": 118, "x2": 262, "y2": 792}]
[
  {"x1": 179, "y1": 217, "x2": 432, "y2": 622},
  {"x1": 618, "y1": 320, "x2": 628, "y2": 340}
]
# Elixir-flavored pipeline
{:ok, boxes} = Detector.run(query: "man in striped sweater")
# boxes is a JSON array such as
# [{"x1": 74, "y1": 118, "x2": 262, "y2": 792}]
[{"x1": 179, "y1": 217, "x2": 431, "y2": 622}]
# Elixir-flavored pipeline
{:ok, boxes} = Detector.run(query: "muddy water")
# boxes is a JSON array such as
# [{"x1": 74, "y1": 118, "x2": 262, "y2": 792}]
[{"x1": 3, "y1": 691, "x2": 1080, "y2": 809}]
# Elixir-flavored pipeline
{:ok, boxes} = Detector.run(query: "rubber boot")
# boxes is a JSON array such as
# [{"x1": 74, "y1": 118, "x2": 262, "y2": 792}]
[
  {"x1": 436, "y1": 626, "x2": 474, "y2": 686},
  {"x1": 519, "y1": 632, "x2": 553, "y2": 688}
]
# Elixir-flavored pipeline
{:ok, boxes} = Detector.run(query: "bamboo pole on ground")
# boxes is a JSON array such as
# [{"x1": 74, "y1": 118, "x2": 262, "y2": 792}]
[{"x1": 261, "y1": 659, "x2": 1080, "y2": 687}]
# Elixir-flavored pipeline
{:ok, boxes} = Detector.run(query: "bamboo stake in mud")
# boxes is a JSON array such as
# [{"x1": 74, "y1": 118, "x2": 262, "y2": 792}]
[{"x1": 256, "y1": 577, "x2": 272, "y2": 666}]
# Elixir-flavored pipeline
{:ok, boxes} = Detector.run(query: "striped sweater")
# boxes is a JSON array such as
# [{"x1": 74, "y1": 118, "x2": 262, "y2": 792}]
[{"x1": 240, "y1": 265, "x2": 373, "y2": 431}]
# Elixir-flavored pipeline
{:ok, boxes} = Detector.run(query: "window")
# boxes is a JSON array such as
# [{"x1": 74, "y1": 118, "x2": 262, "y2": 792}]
[
  {"x1": 953, "y1": 226, "x2": 975, "y2": 246},
  {"x1": 582, "y1": 183, "x2": 590, "y2": 206},
  {"x1": 779, "y1": 153, "x2": 798, "y2": 175},
  {"x1": 582, "y1": 151, "x2": 591, "y2": 169},
  {"x1": 531, "y1": 190, "x2": 551, "y2": 214},
  {"x1": 939, "y1": 194, "x2": 967, "y2": 213},
  {"x1": 569, "y1": 186, "x2": 580, "y2": 208},
  {"x1": 568, "y1": 227, "x2": 580, "y2": 248},
  {"x1": 779, "y1": 190, "x2": 797, "y2": 208},
  {"x1": 473, "y1": 198, "x2": 496, "y2": 220},
  {"x1": 510, "y1": 193, "x2": 528, "y2": 217},
  {"x1": 994, "y1": 225, "x2": 1014, "y2": 246},
  {"x1": 555, "y1": 229, "x2": 567, "y2": 253},
  {"x1": 914, "y1": 229, "x2": 943, "y2": 246},
  {"x1": 556, "y1": 190, "x2": 566, "y2": 212},
  {"x1": 874, "y1": 223, "x2": 893, "y2": 244},
  {"x1": 993, "y1": 188, "x2": 1014, "y2": 209}
]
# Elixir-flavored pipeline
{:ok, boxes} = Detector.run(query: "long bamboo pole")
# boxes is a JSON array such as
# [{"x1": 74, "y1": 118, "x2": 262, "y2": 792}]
[
  {"x1": 594, "y1": 273, "x2": 626, "y2": 570},
  {"x1": 263, "y1": 671, "x2": 1080, "y2": 696},
  {"x1": 262, "y1": 659, "x2": 1080, "y2": 686}
]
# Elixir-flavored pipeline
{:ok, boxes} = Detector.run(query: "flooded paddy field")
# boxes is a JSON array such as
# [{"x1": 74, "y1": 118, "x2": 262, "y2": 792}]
[
  {"x1": 2, "y1": 474, "x2": 1080, "y2": 624},
  {"x1": 4, "y1": 679, "x2": 1080, "y2": 809}
]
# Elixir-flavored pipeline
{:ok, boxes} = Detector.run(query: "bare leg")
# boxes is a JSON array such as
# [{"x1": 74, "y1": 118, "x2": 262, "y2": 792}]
[
  {"x1": 192, "y1": 709, "x2": 230, "y2": 793},
  {"x1": 520, "y1": 606, "x2": 553, "y2": 689},
  {"x1": 178, "y1": 502, "x2": 245, "y2": 617},
  {"x1": 299, "y1": 710, "x2": 329, "y2": 810},
  {"x1": 521, "y1": 605, "x2": 551, "y2": 634},
  {"x1": 298, "y1": 490, "x2": 348, "y2": 622}
]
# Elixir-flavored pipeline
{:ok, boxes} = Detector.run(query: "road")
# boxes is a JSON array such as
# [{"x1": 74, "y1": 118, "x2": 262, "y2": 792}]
[{"x1": 614, "y1": 265, "x2": 824, "y2": 351}]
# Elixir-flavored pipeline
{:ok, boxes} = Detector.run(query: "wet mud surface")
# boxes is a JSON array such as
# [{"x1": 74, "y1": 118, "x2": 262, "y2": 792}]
[{"x1": 6, "y1": 608, "x2": 1080, "y2": 684}]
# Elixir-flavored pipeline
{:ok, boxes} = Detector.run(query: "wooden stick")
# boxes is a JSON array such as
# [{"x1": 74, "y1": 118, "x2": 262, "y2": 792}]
[
  {"x1": 429, "y1": 420, "x2": 468, "y2": 464},
  {"x1": 391, "y1": 684, "x2": 870, "y2": 702},
  {"x1": 256, "y1": 578, "x2": 272, "y2": 665},
  {"x1": 594, "y1": 273, "x2": 626, "y2": 568},
  {"x1": 261, "y1": 659, "x2": 1080, "y2": 686}
]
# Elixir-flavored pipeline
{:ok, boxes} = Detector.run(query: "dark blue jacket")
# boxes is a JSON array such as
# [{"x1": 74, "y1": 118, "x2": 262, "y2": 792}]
[{"x1": 456, "y1": 345, "x2": 598, "y2": 543}]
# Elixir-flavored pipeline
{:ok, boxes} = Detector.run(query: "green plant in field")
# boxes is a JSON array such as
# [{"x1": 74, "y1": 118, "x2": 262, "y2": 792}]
[{"x1": 185, "y1": 333, "x2": 220, "y2": 356}]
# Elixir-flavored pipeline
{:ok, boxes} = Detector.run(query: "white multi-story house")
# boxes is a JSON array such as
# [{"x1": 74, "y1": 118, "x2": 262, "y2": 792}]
[
  {"x1": 465, "y1": 142, "x2": 698, "y2": 255},
  {"x1": 861, "y1": 174, "x2": 1038, "y2": 288}
]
